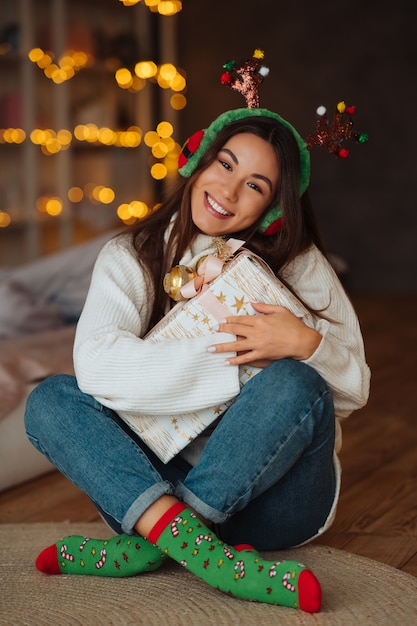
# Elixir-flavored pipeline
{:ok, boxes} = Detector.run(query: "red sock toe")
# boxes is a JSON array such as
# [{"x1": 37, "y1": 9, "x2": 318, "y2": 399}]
[
  {"x1": 35, "y1": 544, "x2": 62, "y2": 575},
  {"x1": 298, "y1": 569, "x2": 322, "y2": 613}
]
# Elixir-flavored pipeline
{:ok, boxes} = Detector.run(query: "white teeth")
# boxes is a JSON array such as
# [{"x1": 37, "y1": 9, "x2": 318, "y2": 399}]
[{"x1": 207, "y1": 194, "x2": 231, "y2": 216}]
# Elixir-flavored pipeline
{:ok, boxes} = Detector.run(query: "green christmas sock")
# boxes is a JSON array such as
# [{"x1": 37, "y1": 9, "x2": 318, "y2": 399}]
[
  {"x1": 36, "y1": 533, "x2": 165, "y2": 577},
  {"x1": 148, "y1": 503, "x2": 321, "y2": 613}
]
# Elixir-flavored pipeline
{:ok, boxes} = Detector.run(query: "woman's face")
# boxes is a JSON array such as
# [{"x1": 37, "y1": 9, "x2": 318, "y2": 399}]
[{"x1": 190, "y1": 132, "x2": 279, "y2": 237}]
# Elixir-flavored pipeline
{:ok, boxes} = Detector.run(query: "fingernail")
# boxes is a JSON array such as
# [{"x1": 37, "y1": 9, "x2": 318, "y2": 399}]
[{"x1": 207, "y1": 346, "x2": 216, "y2": 353}]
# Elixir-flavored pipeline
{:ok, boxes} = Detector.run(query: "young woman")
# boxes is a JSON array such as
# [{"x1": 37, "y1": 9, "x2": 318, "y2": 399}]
[{"x1": 24, "y1": 108, "x2": 370, "y2": 614}]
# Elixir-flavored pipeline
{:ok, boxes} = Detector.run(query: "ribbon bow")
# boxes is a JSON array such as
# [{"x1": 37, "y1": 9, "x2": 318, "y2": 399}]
[{"x1": 180, "y1": 238, "x2": 244, "y2": 299}]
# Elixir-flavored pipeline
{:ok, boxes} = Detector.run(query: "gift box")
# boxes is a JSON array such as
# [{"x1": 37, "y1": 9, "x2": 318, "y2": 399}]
[{"x1": 121, "y1": 251, "x2": 314, "y2": 463}]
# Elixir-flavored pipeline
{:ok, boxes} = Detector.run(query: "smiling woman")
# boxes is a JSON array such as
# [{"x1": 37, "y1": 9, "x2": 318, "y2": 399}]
[
  {"x1": 190, "y1": 132, "x2": 279, "y2": 236},
  {"x1": 23, "y1": 52, "x2": 370, "y2": 615}
]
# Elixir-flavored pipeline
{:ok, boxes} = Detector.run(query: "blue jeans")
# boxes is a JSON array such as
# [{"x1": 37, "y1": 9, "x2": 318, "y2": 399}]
[{"x1": 24, "y1": 359, "x2": 336, "y2": 550}]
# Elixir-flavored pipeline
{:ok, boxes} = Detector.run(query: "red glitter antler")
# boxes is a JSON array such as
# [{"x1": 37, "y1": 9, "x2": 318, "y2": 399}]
[
  {"x1": 305, "y1": 101, "x2": 369, "y2": 158},
  {"x1": 220, "y1": 49, "x2": 270, "y2": 109}
]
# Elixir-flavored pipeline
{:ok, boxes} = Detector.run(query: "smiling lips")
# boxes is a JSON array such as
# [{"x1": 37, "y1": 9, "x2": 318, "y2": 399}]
[{"x1": 206, "y1": 192, "x2": 233, "y2": 218}]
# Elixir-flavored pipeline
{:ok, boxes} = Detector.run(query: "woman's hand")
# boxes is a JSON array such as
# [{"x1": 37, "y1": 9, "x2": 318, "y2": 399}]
[{"x1": 209, "y1": 302, "x2": 322, "y2": 367}]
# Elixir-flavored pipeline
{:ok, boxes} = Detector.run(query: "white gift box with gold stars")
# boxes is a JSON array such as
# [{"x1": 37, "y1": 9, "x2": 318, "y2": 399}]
[{"x1": 121, "y1": 251, "x2": 314, "y2": 463}]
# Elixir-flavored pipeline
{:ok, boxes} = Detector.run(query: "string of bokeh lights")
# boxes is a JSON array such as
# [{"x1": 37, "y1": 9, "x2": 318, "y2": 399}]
[
  {"x1": 118, "y1": 0, "x2": 182, "y2": 14},
  {"x1": 0, "y1": 47, "x2": 186, "y2": 228}
]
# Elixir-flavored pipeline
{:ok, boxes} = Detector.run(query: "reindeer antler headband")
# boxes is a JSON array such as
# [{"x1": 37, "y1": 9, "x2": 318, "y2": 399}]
[{"x1": 178, "y1": 49, "x2": 368, "y2": 236}]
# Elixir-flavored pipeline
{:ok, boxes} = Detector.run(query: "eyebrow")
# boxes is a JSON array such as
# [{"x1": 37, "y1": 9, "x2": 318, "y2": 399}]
[{"x1": 219, "y1": 148, "x2": 273, "y2": 192}]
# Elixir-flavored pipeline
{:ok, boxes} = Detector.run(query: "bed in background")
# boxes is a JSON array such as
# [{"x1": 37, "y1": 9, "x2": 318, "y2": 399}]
[
  {"x1": 0, "y1": 230, "x2": 119, "y2": 492},
  {"x1": 0, "y1": 326, "x2": 76, "y2": 490}
]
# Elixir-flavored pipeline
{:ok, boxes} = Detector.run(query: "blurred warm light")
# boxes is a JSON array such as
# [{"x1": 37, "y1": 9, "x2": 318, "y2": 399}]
[
  {"x1": 170, "y1": 93, "x2": 187, "y2": 110},
  {"x1": 152, "y1": 141, "x2": 168, "y2": 158},
  {"x1": 29, "y1": 128, "x2": 72, "y2": 154},
  {"x1": 92, "y1": 185, "x2": 115, "y2": 204},
  {"x1": 98, "y1": 127, "x2": 116, "y2": 145},
  {"x1": 117, "y1": 203, "x2": 131, "y2": 220},
  {"x1": 129, "y1": 76, "x2": 146, "y2": 92},
  {"x1": 164, "y1": 141, "x2": 181, "y2": 168},
  {"x1": 74, "y1": 124, "x2": 142, "y2": 148},
  {"x1": 68, "y1": 187, "x2": 83, "y2": 202},
  {"x1": 57, "y1": 129, "x2": 72, "y2": 146},
  {"x1": 1, "y1": 128, "x2": 26, "y2": 143},
  {"x1": 28, "y1": 47, "x2": 92, "y2": 83},
  {"x1": 73, "y1": 125, "x2": 88, "y2": 141},
  {"x1": 7, "y1": 3, "x2": 185, "y2": 232},
  {"x1": 115, "y1": 67, "x2": 133, "y2": 89},
  {"x1": 46, "y1": 197, "x2": 63, "y2": 216},
  {"x1": 170, "y1": 73, "x2": 186, "y2": 92},
  {"x1": 119, "y1": 0, "x2": 182, "y2": 12},
  {"x1": 36, "y1": 53, "x2": 52, "y2": 69},
  {"x1": 159, "y1": 63, "x2": 176, "y2": 82},
  {"x1": 144, "y1": 123, "x2": 179, "y2": 178},
  {"x1": 36, "y1": 196, "x2": 63, "y2": 216},
  {"x1": 29, "y1": 44, "x2": 186, "y2": 107},
  {"x1": 116, "y1": 127, "x2": 142, "y2": 147},
  {"x1": 85, "y1": 123, "x2": 99, "y2": 143},
  {"x1": 0, "y1": 211, "x2": 11, "y2": 227},
  {"x1": 117, "y1": 200, "x2": 150, "y2": 224},
  {"x1": 41, "y1": 137, "x2": 60, "y2": 155},
  {"x1": 28, "y1": 47, "x2": 44, "y2": 63},
  {"x1": 144, "y1": 130, "x2": 159, "y2": 147},
  {"x1": 151, "y1": 162, "x2": 167, "y2": 180},
  {"x1": 157, "y1": 121, "x2": 173, "y2": 138},
  {"x1": 129, "y1": 200, "x2": 148, "y2": 218},
  {"x1": 134, "y1": 61, "x2": 158, "y2": 79},
  {"x1": 73, "y1": 51, "x2": 89, "y2": 67}
]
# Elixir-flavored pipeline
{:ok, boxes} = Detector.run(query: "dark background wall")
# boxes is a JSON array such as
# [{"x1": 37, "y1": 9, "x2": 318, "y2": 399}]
[{"x1": 177, "y1": 0, "x2": 417, "y2": 293}]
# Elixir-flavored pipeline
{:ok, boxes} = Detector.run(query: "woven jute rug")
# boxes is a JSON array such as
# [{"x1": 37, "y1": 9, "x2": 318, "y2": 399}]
[{"x1": 1, "y1": 523, "x2": 416, "y2": 625}]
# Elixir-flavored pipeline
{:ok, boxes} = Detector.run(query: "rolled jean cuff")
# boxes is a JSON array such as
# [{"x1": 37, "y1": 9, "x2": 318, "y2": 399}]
[
  {"x1": 122, "y1": 481, "x2": 174, "y2": 534},
  {"x1": 175, "y1": 483, "x2": 231, "y2": 525}
]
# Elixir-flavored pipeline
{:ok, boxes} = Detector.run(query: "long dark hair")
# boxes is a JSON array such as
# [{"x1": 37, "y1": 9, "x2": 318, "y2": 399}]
[{"x1": 128, "y1": 116, "x2": 326, "y2": 331}]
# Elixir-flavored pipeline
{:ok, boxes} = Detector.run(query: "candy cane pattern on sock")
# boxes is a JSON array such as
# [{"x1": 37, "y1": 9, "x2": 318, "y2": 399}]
[
  {"x1": 171, "y1": 516, "x2": 183, "y2": 537},
  {"x1": 60, "y1": 544, "x2": 74, "y2": 562},
  {"x1": 234, "y1": 560, "x2": 245, "y2": 579},
  {"x1": 223, "y1": 546, "x2": 235, "y2": 560},
  {"x1": 269, "y1": 561, "x2": 284, "y2": 578},
  {"x1": 95, "y1": 548, "x2": 107, "y2": 569},
  {"x1": 282, "y1": 571, "x2": 296, "y2": 592},
  {"x1": 79, "y1": 537, "x2": 90, "y2": 552},
  {"x1": 195, "y1": 534, "x2": 212, "y2": 546}
]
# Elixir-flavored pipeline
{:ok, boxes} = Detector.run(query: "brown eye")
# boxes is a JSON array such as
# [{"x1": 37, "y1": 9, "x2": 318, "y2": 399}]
[{"x1": 219, "y1": 159, "x2": 232, "y2": 171}]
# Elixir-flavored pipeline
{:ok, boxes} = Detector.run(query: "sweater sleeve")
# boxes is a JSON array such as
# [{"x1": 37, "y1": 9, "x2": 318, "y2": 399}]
[
  {"x1": 282, "y1": 246, "x2": 371, "y2": 420},
  {"x1": 73, "y1": 236, "x2": 240, "y2": 415}
]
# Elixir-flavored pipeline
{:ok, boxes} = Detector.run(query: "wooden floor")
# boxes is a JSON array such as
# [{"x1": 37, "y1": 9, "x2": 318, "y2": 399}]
[{"x1": 1, "y1": 294, "x2": 416, "y2": 577}]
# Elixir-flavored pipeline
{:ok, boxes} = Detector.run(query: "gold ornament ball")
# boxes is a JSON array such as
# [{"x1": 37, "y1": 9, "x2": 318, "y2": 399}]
[{"x1": 163, "y1": 265, "x2": 197, "y2": 301}]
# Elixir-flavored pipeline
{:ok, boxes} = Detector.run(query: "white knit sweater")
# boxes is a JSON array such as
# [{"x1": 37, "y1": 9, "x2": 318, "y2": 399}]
[{"x1": 74, "y1": 231, "x2": 370, "y2": 458}]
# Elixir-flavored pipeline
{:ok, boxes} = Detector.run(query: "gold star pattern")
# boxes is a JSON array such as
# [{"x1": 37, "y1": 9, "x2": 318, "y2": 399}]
[
  {"x1": 216, "y1": 291, "x2": 227, "y2": 304},
  {"x1": 232, "y1": 295, "x2": 248, "y2": 313}
]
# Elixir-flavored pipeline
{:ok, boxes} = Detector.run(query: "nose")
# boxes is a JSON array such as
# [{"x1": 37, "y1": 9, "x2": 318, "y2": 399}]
[{"x1": 223, "y1": 179, "x2": 239, "y2": 203}]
